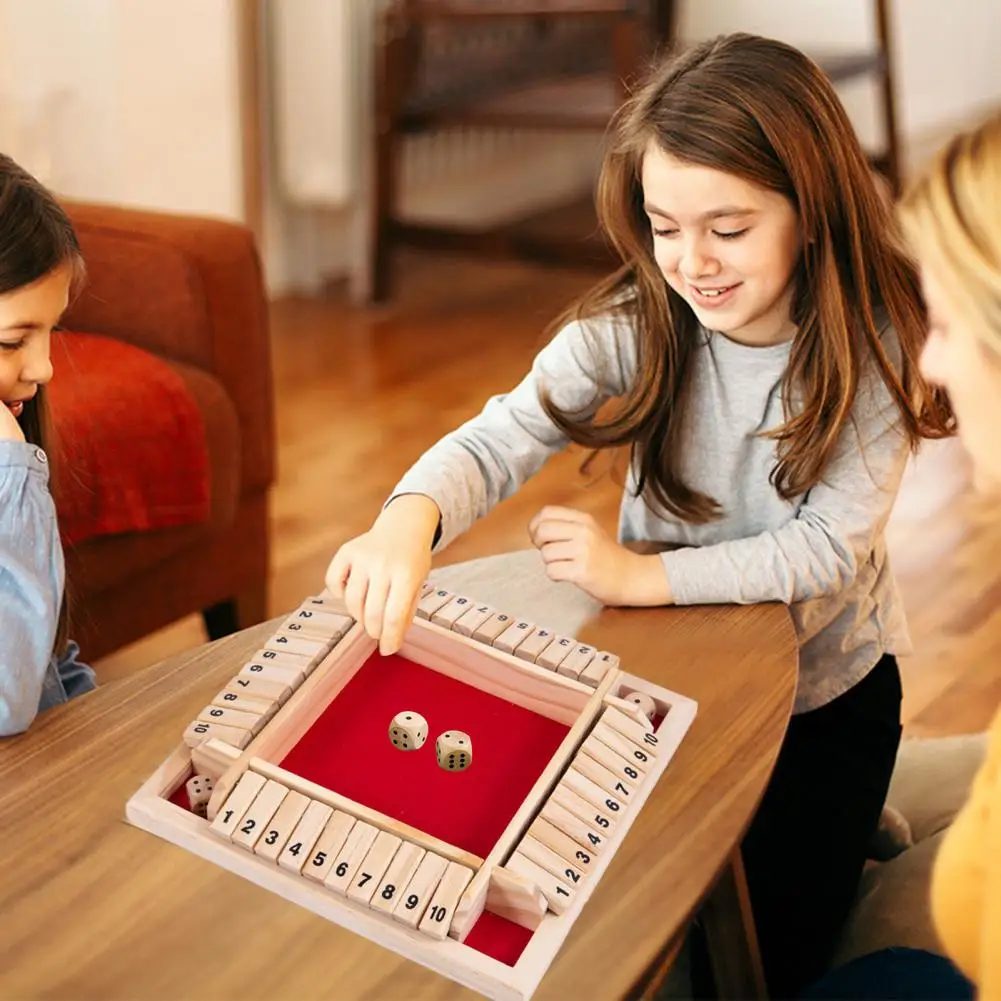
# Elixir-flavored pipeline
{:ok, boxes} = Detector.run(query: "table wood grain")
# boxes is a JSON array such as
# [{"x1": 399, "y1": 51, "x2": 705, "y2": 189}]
[{"x1": 0, "y1": 602, "x2": 797, "y2": 1001}]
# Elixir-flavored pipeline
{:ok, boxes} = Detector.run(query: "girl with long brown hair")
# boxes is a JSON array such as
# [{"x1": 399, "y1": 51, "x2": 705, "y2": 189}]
[
  {"x1": 0, "y1": 152, "x2": 93, "y2": 736},
  {"x1": 328, "y1": 33, "x2": 952, "y2": 996}
]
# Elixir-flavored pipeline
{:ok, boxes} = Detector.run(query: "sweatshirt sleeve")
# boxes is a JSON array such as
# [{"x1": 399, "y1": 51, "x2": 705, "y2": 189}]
[
  {"x1": 389, "y1": 316, "x2": 633, "y2": 550},
  {"x1": 0, "y1": 441, "x2": 64, "y2": 737},
  {"x1": 661, "y1": 329, "x2": 910, "y2": 605}
]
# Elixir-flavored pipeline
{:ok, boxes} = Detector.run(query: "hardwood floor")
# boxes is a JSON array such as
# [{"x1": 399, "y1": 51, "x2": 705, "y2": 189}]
[{"x1": 94, "y1": 250, "x2": 1001, "y2": 738}]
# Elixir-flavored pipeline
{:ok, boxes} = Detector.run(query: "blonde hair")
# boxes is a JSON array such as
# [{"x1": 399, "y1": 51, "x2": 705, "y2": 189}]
[{"x1": 899, "y1": 111, "x2": 1001, "y2": 359}]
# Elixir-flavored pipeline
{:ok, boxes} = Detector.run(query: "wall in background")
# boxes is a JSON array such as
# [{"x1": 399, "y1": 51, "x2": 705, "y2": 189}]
[
  {"x1": 269, "y1": 0, "x2": 1001, "y2": 298},
  {"x1": 0, "y1": 1, "x2": 997, "y2": 299},
  {"x1": 0, "y1": 0, "x2": 244, "y2": 221},
  {"x1": 682, "y1": 0, "x2": 1001, "y2": 145}
]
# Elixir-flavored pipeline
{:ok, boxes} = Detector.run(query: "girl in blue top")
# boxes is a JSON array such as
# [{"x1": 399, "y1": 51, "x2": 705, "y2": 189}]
[{"x1": 0, "y1": 153, "x2": 95, "y2": 737}]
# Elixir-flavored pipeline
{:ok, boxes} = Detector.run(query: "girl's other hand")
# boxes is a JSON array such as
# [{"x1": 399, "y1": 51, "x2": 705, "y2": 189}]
[
  {"x1": 325, "y1": 494, "x2": 440, "y2": 655},
  {"x1": 528, "y1": 505, "x2": 673, "y2": 607},
  {"x1": 0, "y1": 402, "x2": 25, "y2": 442}
]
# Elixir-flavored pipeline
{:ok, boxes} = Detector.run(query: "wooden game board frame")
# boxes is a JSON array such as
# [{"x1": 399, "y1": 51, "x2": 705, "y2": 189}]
[{"x1": 126, "y1": 606, "x2": 697, "y2": 1001}]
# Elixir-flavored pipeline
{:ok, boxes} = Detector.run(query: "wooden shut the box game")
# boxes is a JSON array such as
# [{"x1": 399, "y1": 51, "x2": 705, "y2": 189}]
[{"x1": 126, "y1": 582, "x2": 698, "y2": 1001}]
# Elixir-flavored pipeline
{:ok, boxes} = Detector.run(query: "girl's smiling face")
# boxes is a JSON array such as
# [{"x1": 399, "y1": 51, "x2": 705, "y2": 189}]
[
  {"x1": 642, "y1": 144, "x2": 802, "y2": 347},
  {"x1": 0, "y1": 265, "x2": 71, "y2": 417}
]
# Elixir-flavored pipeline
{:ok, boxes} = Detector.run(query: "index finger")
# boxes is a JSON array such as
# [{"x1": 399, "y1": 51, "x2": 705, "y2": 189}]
[{"x1": 380, "y1": 578, "x2": 420, "y2": 655}]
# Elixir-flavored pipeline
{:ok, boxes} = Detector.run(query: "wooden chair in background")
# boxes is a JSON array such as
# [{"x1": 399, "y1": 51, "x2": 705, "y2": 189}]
[
  {"x1": 368, "y1": 1, "x2": 654, "y2": 302},
  {"x1": 367, "y1": 0, "x2": 900, "y2": 303}
]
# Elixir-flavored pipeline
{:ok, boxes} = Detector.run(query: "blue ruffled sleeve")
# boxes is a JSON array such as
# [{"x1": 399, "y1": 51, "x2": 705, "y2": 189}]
[{"x1": 0, "y1": 440, "x2": 93, "y2": 736}]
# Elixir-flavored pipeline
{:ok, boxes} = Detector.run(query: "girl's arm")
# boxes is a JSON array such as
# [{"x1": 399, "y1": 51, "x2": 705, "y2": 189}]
[
  {"x1": 390, "y1": 317, "x2": 631, "y2": 549},
  {"x1": 660, "y1": 339, "x2": 911, "y2": 606},
  {"x1": 0, "y1": 441, "x2": 64, "y2": 737}
]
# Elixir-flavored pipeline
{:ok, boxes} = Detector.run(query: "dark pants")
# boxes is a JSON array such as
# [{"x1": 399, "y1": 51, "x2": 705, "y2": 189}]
[
  {"x1": 694, "y1": 653, "x2": 903, "y2": 1000},
  {"x1": 801, "y1": 947, "x2": 974, "y2": 1000}
]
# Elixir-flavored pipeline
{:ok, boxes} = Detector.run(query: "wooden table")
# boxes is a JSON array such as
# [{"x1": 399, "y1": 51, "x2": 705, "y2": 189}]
[{"x1": 0, "y1": 602, "x2": 797, "y2": 1001}]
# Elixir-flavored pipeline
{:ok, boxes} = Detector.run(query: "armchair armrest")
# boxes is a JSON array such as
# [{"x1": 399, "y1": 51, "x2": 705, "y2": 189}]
[{"x1": 60, "y1": 201, "x2": 274, "y2": 494}]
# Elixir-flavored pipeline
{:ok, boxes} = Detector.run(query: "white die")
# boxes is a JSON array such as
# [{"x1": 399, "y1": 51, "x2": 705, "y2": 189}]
[
  {"x1": 436, "y1": 730, "x2": 472, "y2": 772},
  {"x1": 186, "y1": 774, "x2": 214, "y2": 817},
  {"x1": 624, "y1": 691, "x2": 657, "y2": 722},
  {"x1": 389, "y1": 711, "x2": 428, "y2": 751}
]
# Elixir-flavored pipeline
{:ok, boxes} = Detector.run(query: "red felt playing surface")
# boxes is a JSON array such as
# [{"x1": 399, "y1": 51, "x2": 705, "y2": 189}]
[
  {"x1": 168, "y1": 649, "x2": 562, "y2": 967},
  {"x1": 279, "y1": 651, "x2": 571, "y2": 862}
]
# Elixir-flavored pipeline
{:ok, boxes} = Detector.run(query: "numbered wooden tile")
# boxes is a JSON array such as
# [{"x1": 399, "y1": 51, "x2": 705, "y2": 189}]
[
  {"x1": 417, "y1": 861, "x2": 474, "y2": 940},
  {"x1": 514, "y1": 627, "x2": 557, "y2": 664},
  {"x1": 287, "y1": 605, "x2": 354, "y2": 640},
  {"x1": 417, "y1": 588, "x2": 454, "y2": 620},
  {"x1": 346, "y1": 830, "x2": 403, "y2": 905},
  {"x1": 225, "y1": 674, "x2": 292, "y2": 705},
  {"x1": 191, "y1": 738, "x2": 241, "y2": 781},
  {"x1": 419, "y1": 581, "x2": 435, "y2": 599},
  {"x1": 430, "y1": 595, "x2": 474, "y2": 629},
  {"x1": 254, "y1": 790, "x2": 311, "y2": 862},
  {"x1": 579, "y1": 651, "x2": 619, "y2": 687},
  {"x1": 451, "y1": 604, "x2": 495, "y2": 638},
  {"x1": 606, "y1": 694, "x2": 656, "y2": 730},
  {"x1": 238, "y1": 658, "x2": 306, "y2": 688},
  {"x1": 580, "y1": 734, "x2": 643, "y2": 788},
  {"x1": 276, "y1": 619, "x2": 335, "y2": 647},
  {"x1": 300, "y1": 592, "x2": 348, "y2": 614},
  {"x1": 560, "y1": 769, "x2": 627, "y2": 821},
  {"x1": 517, "y1": 834, "x2": 587, "y2": 892},
  {"x1": 536, "y1": 635, "x2": 575, "y2": 671},
  {"x1": 556, "y1": 643, "x2": 596, "y2": 680},
  {"x1": 211, "y1": 687, "x2": 280, "y2": 721},
  {"x1": 572, "y1": 754, "x2": 635, "y2": 806},
  {"x1": 591, "y1": 721, "x2": 652, "y2": 773},
  {"x1": 278, "y1": 800, "x2": 334, "y2": 874},
  {"x1": 208, "y1": 771, "x2": 267, "y2": 841},
  {"x1": 540, "y1": 799, "x2": 607, "y2": 856},
  {"x1": 195, "y1": 704, "x2": 267, "y2": 736},
  {"x1": 492, "y1": 618, "x2": 536, "y2": 655},
  {"x1": 551, "y1": 784, "x2": 619, "y2": 835},
  {"x1": 183, "y1": 719, "x2": 253, "y2": 750},
  {"x1": 526, "y1": 817, "x2": 596, "y2": 874},
  {"x1": 302, "y1": 810, "x2": 356, "y2": 883},
  {"x1": 602, "y1": 706, "x2": 660, "y2": 752},
  {"x1": 471, "y1": 612, "x2": 514, "y2": 645},
  {"x1": 264, "y1": 632, "x2": 330, "y2": 662},
  {"x1": 323, "y1": 821, "x2": 380, "y2": 895},
  {"x1": 505, "y1": 851, "x2": 576, "y2": 915},
  {"x1": 231, "y1": 779, "x2": 289, "y2": 851},
  {"x1": 371, "y1": 842, "x2": 426, "y2": 916},
  {"x1": 392, "y1": 852, "x2": 449, "y2": 927}
]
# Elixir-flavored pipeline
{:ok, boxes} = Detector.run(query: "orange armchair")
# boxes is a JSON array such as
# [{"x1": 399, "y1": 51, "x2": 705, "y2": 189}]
[{"x1": 53, "y1": 202, "x2": 276, "y2": 662}]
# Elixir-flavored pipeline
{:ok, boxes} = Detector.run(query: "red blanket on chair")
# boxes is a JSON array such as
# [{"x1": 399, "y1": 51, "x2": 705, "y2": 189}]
[{"x1": 46, "y1": 330, "x2": 212, "y2": 547}]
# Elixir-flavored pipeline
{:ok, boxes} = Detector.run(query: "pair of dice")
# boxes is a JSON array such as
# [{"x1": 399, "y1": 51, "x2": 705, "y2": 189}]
[{"x1": 389, "y1": 711, "x2": 472, "y2": 772}]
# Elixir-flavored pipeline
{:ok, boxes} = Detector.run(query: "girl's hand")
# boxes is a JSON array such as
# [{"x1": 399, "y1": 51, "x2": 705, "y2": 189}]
[
  {"x1": 325, "y1": 494, "x2": 440, "y2": 654},
  {"x1": 528, "y1": 505, "x2": 673, "y2": 607},
  {"x1": 0, "y1": 403, "x2": 25, "y2": 442}
]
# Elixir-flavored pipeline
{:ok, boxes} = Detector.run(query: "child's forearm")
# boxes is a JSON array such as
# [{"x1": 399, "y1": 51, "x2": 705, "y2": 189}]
[
  {"x1": 0, "y1": 443, "x2": 63, "y2": 737},
  {"x1": 619, "y1": 552, "x2": 675, "y2": 606}
]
